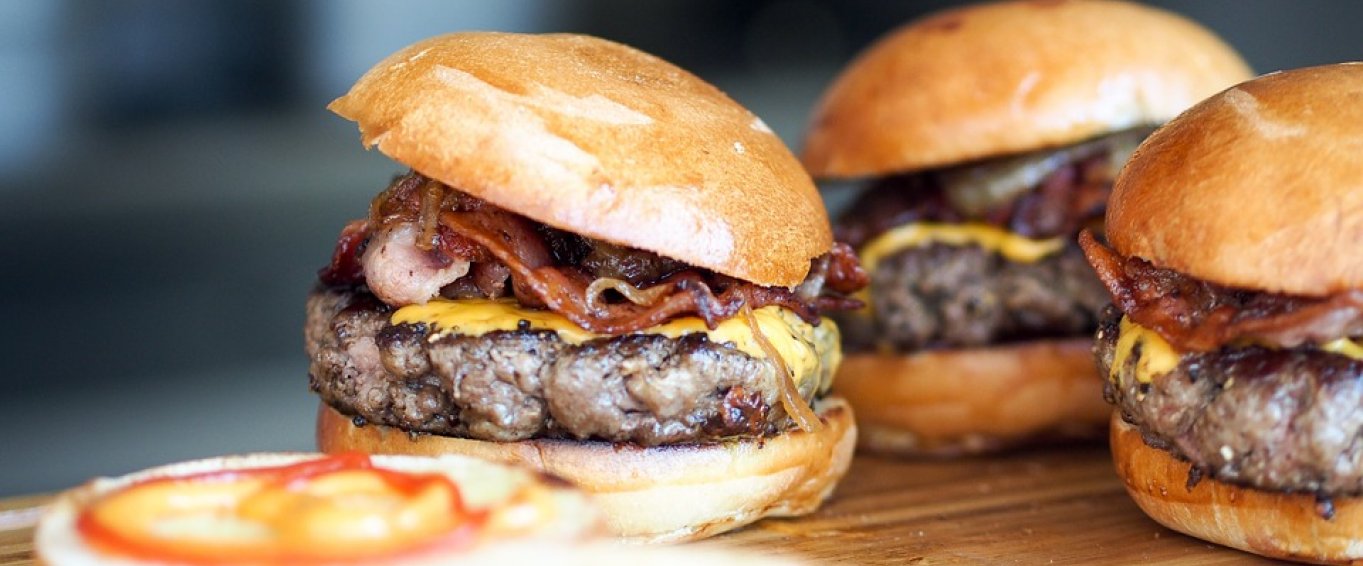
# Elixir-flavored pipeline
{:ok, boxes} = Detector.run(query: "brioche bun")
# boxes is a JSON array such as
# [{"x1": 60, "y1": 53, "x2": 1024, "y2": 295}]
[
  {"x1": 1108, "y1": 63, "x2": 1363, "y2": 296},
  {"x1": 802, "y1": 0, "x2": 1251, "y2": 178},
  {"x1": 835, "y1": 339, "x2": 1108, "y2": 455},
  {"x1": 317, "y1": 398, "x2": 856, "y2": 543},
  {"x1": 35, "y1": 453, "x2": 599, "y2": 566},
  {"x1": 329, "y1": 31, "x2": 829, "y2": 288},
  {"x1": 1112, "y1": 414, "x2": 1363, "y2": 564}
]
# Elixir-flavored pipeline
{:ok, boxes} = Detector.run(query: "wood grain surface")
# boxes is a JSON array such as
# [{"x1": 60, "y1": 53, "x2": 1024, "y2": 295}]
[{"x1": 0, "y1": 447, "x2": 1271, "y2": 565}]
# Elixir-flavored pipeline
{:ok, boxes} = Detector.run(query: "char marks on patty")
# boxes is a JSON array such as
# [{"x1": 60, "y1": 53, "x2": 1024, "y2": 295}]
[
  {"x1": 833, "y1": 130, "x2": 1140, "y2": 354},
  {"x1": 306, "y1": 287, "x2": 820, "y2": 446},
  {"x1": 1097, "y1": 305, "x2": 1363, "y2": 496},
  {"x1": 839, "y1": 243, "x2": 1108, "y2": 352}
]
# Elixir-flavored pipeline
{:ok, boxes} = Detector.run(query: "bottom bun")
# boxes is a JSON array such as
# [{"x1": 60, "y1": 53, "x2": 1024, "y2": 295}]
[
  {"x1": 317, "y1": 397, "x2": 856, "y2": 543},
  {"x1": 1112, "y1": 413, "x2": 1363, "y2": 564},
  {"x1": 835, "y1": 339, "x2": 1108, "y2": 456}
]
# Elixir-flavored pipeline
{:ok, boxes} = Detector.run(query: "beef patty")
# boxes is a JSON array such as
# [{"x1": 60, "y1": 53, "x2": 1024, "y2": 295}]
[
  {"x1": 1097, "y1": 305, "x2": 1363, "y2": 496},
  {"x1": 839, "y1": 243, "x2": 1109, "y2": 352},
  {"x1": 305, "y1": 288, "x2": 821, "y2": 446}
]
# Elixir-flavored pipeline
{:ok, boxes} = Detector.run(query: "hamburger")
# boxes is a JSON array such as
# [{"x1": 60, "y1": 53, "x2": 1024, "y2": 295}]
[
  {"x1": 801, "y1": 0, "x2": 1251, "y2": 455},
  {"x1": 1083, "y1": 63, "x2": 1363, "y2": 563},
  {"x1": 305, "y1": 32, "x2": 865, "y2": 542}
]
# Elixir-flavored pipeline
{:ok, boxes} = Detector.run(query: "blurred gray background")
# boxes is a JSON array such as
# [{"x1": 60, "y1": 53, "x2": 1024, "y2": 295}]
[{"x1": 1, "y1": 0, "x2": 1358, "y2": 495}]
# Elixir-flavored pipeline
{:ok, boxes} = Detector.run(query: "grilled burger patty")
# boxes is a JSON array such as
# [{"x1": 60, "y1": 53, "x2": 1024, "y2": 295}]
[
  {"x1": 839, "y1": 243, "x2": 1108, "y2": 352},
  {"x1": 306, "y1": 288, "x2": 824, "y2": 446},
  {"x1": 1096, "y1": 305, "x2": 1363, "y2": 495},
  {"x1": 832, "y1": 131, "x2": 1140, "y2": 355}
]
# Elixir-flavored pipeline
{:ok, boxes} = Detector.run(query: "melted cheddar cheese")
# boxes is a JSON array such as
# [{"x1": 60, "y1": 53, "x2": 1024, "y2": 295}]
[
  {"x1": 391, "y1": 299, "x2": 841, "y2": 395},
  {"x1": 852, "y1": 223, "x2": 1067, "y2": 314},
  {"x1": 1322, "y1": 337, "x2": 1363, "y2": 361},
  {"x1": 858, "y1": 222, "x2": 1066, "y2": 276},
  {"x1": 1110, "y1": 317, "x2": 1363, "y2": 385},
  {"x1": 1110, "y1": 316, "x2": 1182, "y2": 384}
]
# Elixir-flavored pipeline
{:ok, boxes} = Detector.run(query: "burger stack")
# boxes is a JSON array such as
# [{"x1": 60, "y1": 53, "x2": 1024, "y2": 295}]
[{"x1": 34, "y1": 1, "x2": 1363, "y2": 564}]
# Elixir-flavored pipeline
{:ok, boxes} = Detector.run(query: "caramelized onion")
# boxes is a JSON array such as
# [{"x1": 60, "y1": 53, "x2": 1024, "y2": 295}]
[
  {"x1": 369, "y1": 173, "x2": 421, "y2": 226},
  {"x1": 585, "y1": 277, "x2": 671, "y2": 314},
  {"x1": 416, "y1": 179, "x2": 445, "y2": 251},
  {"x1": 942, "y1": 127, "x2": 1150, "y2": 216},
  {"x1": 740, "y1": 305, "x2": 822, "y2": 434}
]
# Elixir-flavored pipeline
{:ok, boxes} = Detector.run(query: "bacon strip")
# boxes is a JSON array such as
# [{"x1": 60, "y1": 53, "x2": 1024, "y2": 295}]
[
  {"x1": 1079, "y1": 231, "x2": 1363, "y2": 351},
  {"x1": 825, "y1": 242, "x2": 869, "y2": 294},
  {"x1": 836, "y1": 150, "x2": 1118, "y2": 248},
  {"x1": 319, "y1": 171, "x2": 864, "y2": 333},
  {"x1": 440, "y1": 210, "x2": 856, "y2": 334},
  {"x1": 318, "y1": 220, "x2": 369, "y2": 287}
]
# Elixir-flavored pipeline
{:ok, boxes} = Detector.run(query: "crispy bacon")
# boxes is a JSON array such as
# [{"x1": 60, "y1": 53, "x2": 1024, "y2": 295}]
[
  {"x1": 1079, "y1": 231, "x2": 1363, "y2": 351},
  {"x1": 836, "y1": 134, "x2": 1135, "y2": 248},
  {"x1": 1003, "y1": 152, "x2": 1112, "y2": 238},
  {"x1": 440, "y1": 210, "x2": 853, "y2": 333},
  {"x1": 318, "y1": 171, "x2": 864, "y2": 333},
  {"x1": 318, "y1": 220, "x2": 369, "y2": 287},
  {"x1": 825, "y1": 242, "x2": 868, "y2": 294},
  {"x1": 835, "y1": 175, "x2": 959, "y2": 249}
]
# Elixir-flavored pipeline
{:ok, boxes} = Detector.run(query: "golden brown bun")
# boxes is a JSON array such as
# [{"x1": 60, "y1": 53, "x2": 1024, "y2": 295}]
[
  {"x1": 36, "y1": 543, "x2": 809, "y2": 566},
  {"x1": 317, "y1": 398, "x2": 856, "y2": 543},
  {"x1": 35, "y1": 453, "x2": 600, "y2": 566},
  {"x1": 1108, "y1": 63, "x2": 1363, "y2": 296},
  {"x1": 802, "y1": 0, "x2": 1251, "y2": 178},
  {"x1": 329, "y1": 32, "x2": 830, "y2": 288},
  {"x1": 834, "y1": 339, "x2": 1109, "y2": 455},
  {"x1": 1112, "y1": 414, "x2": 1363, "y2": 564}
]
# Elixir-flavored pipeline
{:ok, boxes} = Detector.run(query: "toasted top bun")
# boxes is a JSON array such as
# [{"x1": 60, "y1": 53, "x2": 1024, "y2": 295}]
[
  {"x1": 802, "y1": 0, "x2": 1251, "y2": 179},
  {"x1": 330, "y1": 32, "x2": 830, "y2": 288},
  {"x1": 1108, "y1": 63, "x2": 1363, "y2": 296}
]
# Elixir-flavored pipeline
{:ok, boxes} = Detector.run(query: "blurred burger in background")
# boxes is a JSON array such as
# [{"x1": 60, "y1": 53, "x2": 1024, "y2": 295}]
[
  {"x1": 1086, "y1": 63, "x2": 1363, "y2": 563},
  {"x1": 307, "y1": 32, "x2": 865, "y2": 542},
  {"x1": 800, "y1": 0, "x2": 1251, "y2": 455}
]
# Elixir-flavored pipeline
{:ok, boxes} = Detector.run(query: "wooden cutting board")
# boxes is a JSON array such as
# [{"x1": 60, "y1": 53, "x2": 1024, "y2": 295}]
[{"x1": 0, "y1": 446, "x2": 1270, "y2": 564}]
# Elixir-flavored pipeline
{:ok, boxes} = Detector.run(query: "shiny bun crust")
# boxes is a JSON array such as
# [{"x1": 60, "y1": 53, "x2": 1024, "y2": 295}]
[
  {"x1": 802, "y1": 0, "x2": 1251, "y2": 178},
  {"x1": 329, "y1": 32, "x2": 830, "y2": 288},
  {"x1": 317, "y1": 399, "x2": 856, "y2": 544},
  {"x1": 1112, "y1": 414, "x2": 1363, "y2": 563},
  {"x1": 35, "y1": 453, "x2": 600, "y2": 566},
  {"x1": 1108, "y1": 63, "x2": 1363, "y2": 296},
  {"x1": 834, "y1": 339, "x2": 1109, "y2": 455}
]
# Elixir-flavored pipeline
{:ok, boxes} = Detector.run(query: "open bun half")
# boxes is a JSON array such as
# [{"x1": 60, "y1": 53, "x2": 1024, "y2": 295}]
[
  {"x1": 803, "y1": 0, "x2": 1251, "y2": 178},
  {"x1": 1108, "y1": 63, "x2": 1363, "y2": 296},
  {"x1": 834, "y1": 339, "x2": 1109, "y2": 455},
  {"x1": 317, "y1": 398, "x2": 857, "y2": 543},
  {"x1": 35, "y1": 453, "x2": 600, "y2": 566},
  {"x1": 1112, "y1": 414, "x2": 1363, "y2": 564},
  {"x1": 329, "y1": 32, "x2": 830, "y2": 288}
]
